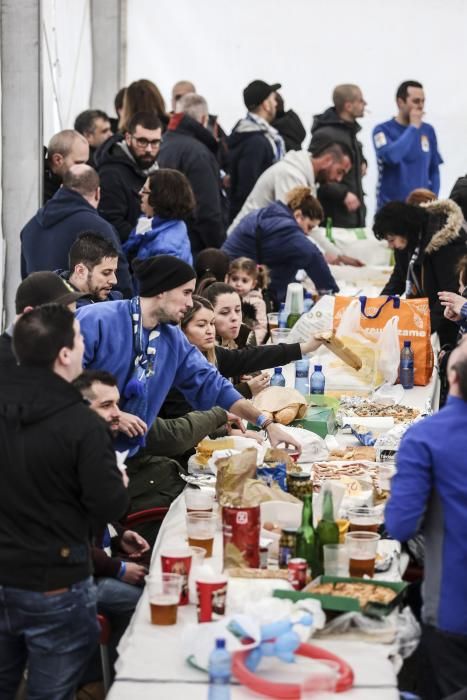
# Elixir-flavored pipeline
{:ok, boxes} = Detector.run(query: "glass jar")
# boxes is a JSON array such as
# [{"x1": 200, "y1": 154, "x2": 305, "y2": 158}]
[{"x1": 287, "y1": 472, "x2": 314, "y2": 501}]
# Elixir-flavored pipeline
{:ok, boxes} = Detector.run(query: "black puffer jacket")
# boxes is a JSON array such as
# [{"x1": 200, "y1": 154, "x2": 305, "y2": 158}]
[
  {"x1": 95, "y1": 133, "x2": 149, "y2": 242},
  {"x1": 382, "y1": 199, "x2": 467, "y2": 346},
  {"x1": 0, "y1": 366, "x2": 129, "y2": 591},
  {"x1": 273, "y1": 109, "x2": 306, "y2": 152},
  {"x1": 309, "y1": 107, "x2": 366, "y2": 228},
  {"x1": 158, "y1": 114, "x2": 225, "y2": 256}
]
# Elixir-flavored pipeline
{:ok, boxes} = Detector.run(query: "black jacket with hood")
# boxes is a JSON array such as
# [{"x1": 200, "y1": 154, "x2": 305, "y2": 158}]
[
  {"x1": 272, "y1": 109, "x2": 306, "y2": 152},
  {"x1": 309, "y1": 107, "x2": 366, "y2": 228},
  {"x1": 0, "y1": 366, "x2": 129, "y2": 591},
  {"x1": 382, "y1": 199, "x2": 467, "y2": 347}
]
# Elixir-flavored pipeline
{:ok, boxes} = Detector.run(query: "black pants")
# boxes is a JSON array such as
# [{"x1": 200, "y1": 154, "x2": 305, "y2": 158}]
[{"x1": 418, "y1": 624, "x2": 467, "y2": 700}]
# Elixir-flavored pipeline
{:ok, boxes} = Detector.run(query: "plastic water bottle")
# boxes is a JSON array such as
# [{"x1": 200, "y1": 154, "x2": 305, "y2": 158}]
[
  {"x1": 303, "y1": 291, "x2": 314, "y2": 313},
  {"x1": 278, "y1": 302, "x2": 288, "y2": 329},
  {"x1": 310, "y1": 365, "x2": 325, "y2": 394},
  {"x1": 294, "y1": 359, "x2": 309, "y2": 396},
  {"x1": 208, "y1": 638, "x2": 231, "y2": 700},
  {"x1": 400, "y1": 341, "x2": 414, "y2": 389},
  {"x1": 270, "y1": 367, "x2": 286, "y2": 387}
]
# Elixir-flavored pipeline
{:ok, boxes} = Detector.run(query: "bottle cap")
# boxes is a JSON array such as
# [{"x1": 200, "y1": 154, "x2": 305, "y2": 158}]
[
  {"x1": 274, "y1": 367, "x2": 282, "y2": 373},
  {"x1": 404, "y1": 340, "x2": 411, "y2": 347},
  {"x1": 279, "y1": 302, "x2": 285, "y2": 310},
  {"x1": 314, "y1": 365, "x2": 322, "y2": 371},
  {"x1": 304, "y1": 291, "x2": 312, "y2": 298},
  {"x1": 215, "y1": 638, "x2": 226, "y2": 649}
]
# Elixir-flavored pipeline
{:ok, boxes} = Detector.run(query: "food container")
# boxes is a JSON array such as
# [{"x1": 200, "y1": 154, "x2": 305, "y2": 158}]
[
  {"x1": 286, "y1": 473, "x2": 314, "y2": 501},
  {"x1": 293, "y1": 406, "x2": 337, "y2": 438}
]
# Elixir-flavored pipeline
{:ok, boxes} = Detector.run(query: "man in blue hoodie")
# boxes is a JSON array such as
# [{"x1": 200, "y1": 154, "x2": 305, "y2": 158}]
[
  {"x1": 385, "y1": 335, "x2": 467, "y2": 700},
  {"x1": 21, "y1": 163, "x2": 132, "y2": 298}
]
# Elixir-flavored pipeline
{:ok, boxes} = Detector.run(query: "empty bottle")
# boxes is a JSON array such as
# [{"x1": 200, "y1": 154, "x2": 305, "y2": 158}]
[
  {"x1": 270, "y1": 367, "x2": 286, "y2": 387},
  {"x1": 310, "y1": 365, "x2": 325, "y2": 394},
  {"x1": 303, "y1": 291, "x2": 314, "y2": 313},
  {"x1": 294, "y1": 359, "x2": 309, "y2": 396},
  {"x1": 400, "y1": 340, "x2": 414, "y2": 389},
  {"x1": 278, "y1": 302, "x2": 288, "y2": 329},
  {"x1": 208, "y1": 638, "x2": 231, "y2": 700}
]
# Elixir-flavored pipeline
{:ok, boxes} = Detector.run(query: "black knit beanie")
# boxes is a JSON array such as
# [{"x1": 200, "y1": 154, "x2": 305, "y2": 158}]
[{"x1": 133, "y1": 255, "x2": 196, "y2": 296}]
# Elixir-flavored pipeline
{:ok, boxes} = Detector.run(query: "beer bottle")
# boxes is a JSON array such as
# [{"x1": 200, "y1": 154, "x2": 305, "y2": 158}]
[
  {"x1": 316, "y1": 484, "x2": 339, "y2": 574},
  {"x1": 296, "y1": 494, "x2": 319, "y2": 579}
]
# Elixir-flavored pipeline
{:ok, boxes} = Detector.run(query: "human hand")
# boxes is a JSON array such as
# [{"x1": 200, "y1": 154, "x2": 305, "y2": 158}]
[
  {"x1": 300, "y1": 336, "x2": 322, "y2": 355},
  {"x1": 246, "y1": 372, "x2": 270, "y2": 396},
  {"x1": 265, "y1": 423, "x2": 302, "y2": 453},
  {"x1": 121, "y1": 562, "x2": 148, "y2": 585},
  {"x1": 438, "y1": 291, "x2": 466, "y2": 316},
  {"x1": 229, "y1": 428, "x2": 264, "y2": 444},
  {"x1": 325, "y1": 252, "x2": 339, "y2": 265},
  {"x1": 444, "y1": 306, "x2": 461, "y2": 322},
  {"x1": 120, "y1": 530, "x2": 150, "y2": 558},
  {"x1": 337, "y1": 255, "x2": 365, "y2": 267},
  {"x1": 225, "y1": 411, "x2": 246, "y2": 434},
  {"x1": 118, "y1": 412, "x2": 147, "y2": 438},
  {"x1": 409, "y1": 108, "x2": 424, "y2": 127},
  {"x1": 343, "y1": 192, "x2": 361, "y2": 212}
]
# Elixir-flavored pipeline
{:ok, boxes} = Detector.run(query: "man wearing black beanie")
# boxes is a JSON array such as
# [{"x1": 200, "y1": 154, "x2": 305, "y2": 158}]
[{"x1": 76, "y1": 255, "x2": 300, "y2": 456}]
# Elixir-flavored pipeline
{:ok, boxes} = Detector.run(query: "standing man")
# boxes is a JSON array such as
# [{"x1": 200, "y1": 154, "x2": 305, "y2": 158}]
[
  {"x1": 95, "y1": 111, "x2": 161, "y2": 242},
  {"x1": 310, "y1": 84, "x2": 367, "y2": 227},
  {"x1": 76, "y1": 255, "x2": 301, "y2": 456},
  {"x1": 158, "y1": 94, "x2": 225, "y2": 255},
  {"x1": 373, "y1": 80, "x2": 443, "y2": 209},
  {"x1": 0, "y1": 304, "x2": 128, "y2": 699},
  {"x1": 385, "y1": 336, "x2": 467, "y2": 700},
  {"x1": 43, "y1": 129, "x2": 89, "y2": 203},
  {"x1": 74, "y1": 109, "x2": 113, "y2": 167},
  {"x1": 229, "y1": 80, "x2": 285, "y2": 222}
]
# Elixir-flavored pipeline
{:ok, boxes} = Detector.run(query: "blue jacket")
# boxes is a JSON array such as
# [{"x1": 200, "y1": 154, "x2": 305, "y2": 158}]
[
  {"x1": 20, "y1": 188, "x2": 132, "y2": 298},
  {"x1": 373, "y1": 118, "x2": 443, "y2": 209},
  {"x1": 385, "y1": 396, "x2": 467, "y2": 635},
  {"x1": 222, "y1": 201, "x2": 338, "y2": 303},
  {"x1": 123, "y1": 216, "x2": 193, "y2": 266},
  {"x1": 75, "y1": 300, "x2": 241, "y2": 454}
]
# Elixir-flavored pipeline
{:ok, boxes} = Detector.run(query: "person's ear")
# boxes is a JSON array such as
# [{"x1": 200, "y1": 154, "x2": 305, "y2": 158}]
[
  {"x1": 293, "y1": 209, "x2": 303, "y2": 225},
  {"x1": 50, "y1": 153, "x2": 63, "y2": 172},
  {"x1": 57, "y1": 346, "x2": 71, "y2": 367},
  {"x1": 95, "y1": 186, "x2": 101, "y2": 205},
  {"x1": 125, "y1": 132, "x2": 132, "y2": 147},
  {"x1": 74, "y1": 263, "x2": 87, "y2": 280}
]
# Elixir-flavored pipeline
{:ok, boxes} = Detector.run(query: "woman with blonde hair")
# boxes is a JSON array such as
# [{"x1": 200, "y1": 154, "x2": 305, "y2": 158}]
[
  {"x1": 222, "y1": 186, "x2": 338, "y2": 305},
  {"x1": 119, "y1": 79, "x2": 168, "y2": 131}
]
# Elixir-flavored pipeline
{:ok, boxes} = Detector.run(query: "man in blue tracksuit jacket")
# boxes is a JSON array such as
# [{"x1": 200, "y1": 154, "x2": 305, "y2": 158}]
[
  {"x1": 385, "y1": 335, "x2": 467, "y2": 700},
  {"x1": 373, "y1": 80, "x2": 442, "y2": 209}
]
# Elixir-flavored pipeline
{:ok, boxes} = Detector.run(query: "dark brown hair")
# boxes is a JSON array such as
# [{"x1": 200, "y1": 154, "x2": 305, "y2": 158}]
[
  {"x1": 181, "y1": 296, "x2": 217, "y2": 365},
  {"x1": 228, "y1": 257, "x2": 270, "y2": 291},
  {"x1": 148, "y1": 169, "x2": 196, "y2": 220},
  {"x1": 120, "y1": 79, "x2": 167, "y2": 131}
]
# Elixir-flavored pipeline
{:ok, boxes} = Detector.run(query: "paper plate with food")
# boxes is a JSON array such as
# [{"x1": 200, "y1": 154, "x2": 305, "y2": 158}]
[{"x1": 189, "y1": 436, "x2": 265, "y2": 475}]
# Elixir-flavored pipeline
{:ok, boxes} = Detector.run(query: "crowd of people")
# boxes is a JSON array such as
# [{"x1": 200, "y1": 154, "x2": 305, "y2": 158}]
[{"x1": 1, "y1": 75, "x2": 467, "y2": 700}]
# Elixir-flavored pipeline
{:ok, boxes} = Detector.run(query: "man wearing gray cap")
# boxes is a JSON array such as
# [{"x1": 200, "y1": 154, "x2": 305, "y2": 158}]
[{"x1": 228, "y1": 80, "x2": 285, "y2": 222}]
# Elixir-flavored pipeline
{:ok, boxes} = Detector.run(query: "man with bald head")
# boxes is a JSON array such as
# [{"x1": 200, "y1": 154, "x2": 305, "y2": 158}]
[
  {"x1": 21, "y1": 163, "x2": 131, "y2": 296},
  {"x1": 43, "y1": 129, "x2": 89, "y2": 203},
  {"x1": 171, "y1": 80, "x2": 196, "y2": 113},
  {"x1": 385, "y1": 334, "x2": 467, "y2": 699},
  {"x1": 309, "y1": 84, "x2": 367, "y2": 227}
]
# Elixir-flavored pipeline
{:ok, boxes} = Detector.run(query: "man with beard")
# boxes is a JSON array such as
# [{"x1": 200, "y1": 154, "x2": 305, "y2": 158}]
[
  {"x1": 227, "y1": 142, "x2": 362, "y2": 266},
  {"x1": 57, "y1": 232, "x2": 122, "y2": 306},
  {"x1": 95, "y1": 111, "x2": 162, "y2": 242}
]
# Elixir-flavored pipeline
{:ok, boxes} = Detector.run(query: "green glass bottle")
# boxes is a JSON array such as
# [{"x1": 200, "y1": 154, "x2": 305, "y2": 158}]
[
  {"x1": 316, "y1": 485, "x2": 339, "y2": 574},
  {"x1": 325, "y1": 217, "x2": 335, "y2": 244},
  {"x1": 295, "y1": 494, "x2": 320, "y2": 580},
  {"x1": 286, "y1": 292, "x2": 302, "y2": 328}
]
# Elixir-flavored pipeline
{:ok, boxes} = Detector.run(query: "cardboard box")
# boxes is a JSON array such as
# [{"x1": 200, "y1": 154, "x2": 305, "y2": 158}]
[{"x1": 292, "y1": 405, "x2": 337, "y2": 438}]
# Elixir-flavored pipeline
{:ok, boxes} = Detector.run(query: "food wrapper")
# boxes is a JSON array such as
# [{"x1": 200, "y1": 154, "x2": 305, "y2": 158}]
[
  {"x1": 242, "y1": 479, "x2": 301, "y2": 506},
  {"x1": 216, "y1": 448, "x2": 258, "y2": 506},
  {"x1": 256, "y1": 462, "x2": 287, "y2": 491},
  {"x1": 263, "y1": 447, "x2": 300, "y2": 472},
  {"x1": 252, "y1": 386, "x2": 308, "y2": 425}
]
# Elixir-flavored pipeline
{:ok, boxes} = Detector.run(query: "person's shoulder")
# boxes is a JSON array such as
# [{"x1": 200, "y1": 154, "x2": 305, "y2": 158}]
[
  {"x1": 372, "y1": 118, "x2": 394, "y2": 133},
  {"x1": 77, "y1": 298, "x2": 129, "y2": 322}
]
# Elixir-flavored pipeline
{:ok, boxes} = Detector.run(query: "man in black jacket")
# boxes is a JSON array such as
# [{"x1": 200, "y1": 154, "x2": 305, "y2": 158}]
[
  {"x1": 158, "y1": 93, "x2": 226, "y2": 256},
  {"x1": 0, "y1": 304, "x2": 128, "y2": 700},
  {"x1": 95, "y1": 111, "x2": 161, "y2": 242},
  {"x1": 309, "y1": 84, "x2": 367, "y2": 228},
  {"x1": 43, "y1": 129, "x2": 90, "y2": 204}
]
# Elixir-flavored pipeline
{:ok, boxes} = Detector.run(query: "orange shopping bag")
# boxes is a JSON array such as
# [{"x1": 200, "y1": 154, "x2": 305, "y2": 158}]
[{"x1": 333, "y1": 295, "x2": 433, "y2": 386}]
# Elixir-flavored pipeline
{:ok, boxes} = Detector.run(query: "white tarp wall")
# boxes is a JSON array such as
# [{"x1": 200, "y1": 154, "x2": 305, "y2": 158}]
[{"x1": 126, "y1": 0, "x2": 467, "y2": 223}]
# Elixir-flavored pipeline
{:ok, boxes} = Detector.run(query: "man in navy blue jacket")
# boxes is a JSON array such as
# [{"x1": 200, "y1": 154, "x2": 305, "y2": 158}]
[
  {"x1": 385, "y1": 335, "x2": 467, "y2": 700},
  {"x1": 21, "y1": 164, "x2": 132, "y2": 297}
]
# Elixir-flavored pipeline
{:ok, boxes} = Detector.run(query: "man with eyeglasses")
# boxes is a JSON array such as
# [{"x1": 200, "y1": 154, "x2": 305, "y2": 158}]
[{"x1": 95, "y1": 111, "x2": 162, "y2": 243}]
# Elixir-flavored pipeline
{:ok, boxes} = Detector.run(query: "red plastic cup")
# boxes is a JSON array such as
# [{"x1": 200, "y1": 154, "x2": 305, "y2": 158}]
[
  {"x1": 160, "y1": 547, "x2": 192, "y2": 605},
  {"x1": 195, "y1": 574, "x2": 228, "y2": 623}
]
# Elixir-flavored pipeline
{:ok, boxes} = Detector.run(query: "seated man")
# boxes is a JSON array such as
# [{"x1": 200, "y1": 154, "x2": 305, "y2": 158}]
[{"x1": 57, "y1": 232, "x2": 122, "y2": 305}]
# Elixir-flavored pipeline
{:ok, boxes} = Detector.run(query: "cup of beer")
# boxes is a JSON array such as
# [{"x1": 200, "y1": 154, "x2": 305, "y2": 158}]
[
  {"x1": 186, "y1": 512, "x2": 217, "y2": 558},
  {"x1": 146, "y1": 573, "x2": 182, "y2": 625},
  {"x1": 160, "y1": 547, "x2": 192, "y2": 605},
  {"x1": 184, "y1": 488, "x2": 214, "y2": 513},
  {"x1": 347, "y1": 507, "x2": 383, "y2": 533},
  {"x1": 345, "y1": 531, "x2": 380, "y2": 578},
  {"x1": 267, "y1": 312, "x2": 279, "y2": 331}
]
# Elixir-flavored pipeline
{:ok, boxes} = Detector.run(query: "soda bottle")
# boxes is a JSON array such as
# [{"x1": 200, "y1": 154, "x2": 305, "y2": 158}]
[
  {"x1": 400, "y1": 340, "x2": 414, "y2": 389},
  {"x1": 295, "y1": 494, "x2": 320, "y2": 580},
  {"x1": 303, "y1": 291, "x2": 314, "y2": 313},
  {"x1": 294, "y1": 359, "x2": 309, "y2": 396},
  {"x1": 310, "y1": 365, "x2": 325, "y2": 394},
  {"x1": 208, "y1": 638, "x2": 231, "y2": 700},
  {"x1": 316, "y1": 484, "x2": 339, "y2": 574},
  {"x1": 270, "y1": 367, "x2": 286, "y2": 387},
  {"x1": 278, "y1": 302, "x2": 288, "y2": 329}
]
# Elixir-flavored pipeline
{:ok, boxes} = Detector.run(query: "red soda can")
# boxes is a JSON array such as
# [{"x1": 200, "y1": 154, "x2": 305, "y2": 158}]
[{"x1": 288, "y1": 558, "x2": 307, "y2": 590}]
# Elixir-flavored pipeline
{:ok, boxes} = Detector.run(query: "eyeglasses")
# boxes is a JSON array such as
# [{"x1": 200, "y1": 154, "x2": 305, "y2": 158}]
[{"x1": 131, "y1": 136, "x2": 161, "y2": 149}]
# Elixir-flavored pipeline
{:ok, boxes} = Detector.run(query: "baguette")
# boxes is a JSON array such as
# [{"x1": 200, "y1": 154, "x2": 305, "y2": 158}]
[{"x1": 314, "y1": 331, "x2": 362, "y2": 371}]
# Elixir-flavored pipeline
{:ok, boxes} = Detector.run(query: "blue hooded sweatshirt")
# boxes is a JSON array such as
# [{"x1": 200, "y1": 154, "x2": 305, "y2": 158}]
[
  {"x1": 123, "y1": 216, "x2": 193, "y2": 266},
  {"x1": 20, "y1": 188, "x2": 132, "y2": 298},
  {"x1": 76, "y1": 300, "x2": 241, "y2": 454},
  {"x1": 222, "y1": 201, "x2": 338, "y2": 303}
]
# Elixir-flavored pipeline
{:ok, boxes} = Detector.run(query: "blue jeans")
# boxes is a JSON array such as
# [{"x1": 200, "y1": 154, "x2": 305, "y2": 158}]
[{"x1": 0, "y1": 577, "x2": 98, "y2": 700}]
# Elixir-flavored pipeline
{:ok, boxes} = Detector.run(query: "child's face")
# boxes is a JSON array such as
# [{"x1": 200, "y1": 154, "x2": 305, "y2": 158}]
[{"x1": 228, "y1": 271, "x2": 255, "y2": 298}]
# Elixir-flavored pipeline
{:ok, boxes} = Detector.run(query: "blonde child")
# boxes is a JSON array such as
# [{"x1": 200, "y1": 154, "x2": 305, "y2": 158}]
[{"x1": 227, "y1": 257, "x2": 270, "y2": 344}]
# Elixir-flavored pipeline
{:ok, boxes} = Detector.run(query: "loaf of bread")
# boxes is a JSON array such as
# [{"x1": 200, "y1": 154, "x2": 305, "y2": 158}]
[{"x1": 314, "y1": 331, "x2": 362, "y2": 371}]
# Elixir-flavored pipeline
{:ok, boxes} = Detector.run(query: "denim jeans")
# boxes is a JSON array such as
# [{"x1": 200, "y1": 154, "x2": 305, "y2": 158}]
[
  {"x1": 95, "y1": 577, "x2": 143, "y2": 671},
  {"x1": 0, "y1": 577, "x2": 98, "y2": 700}
]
